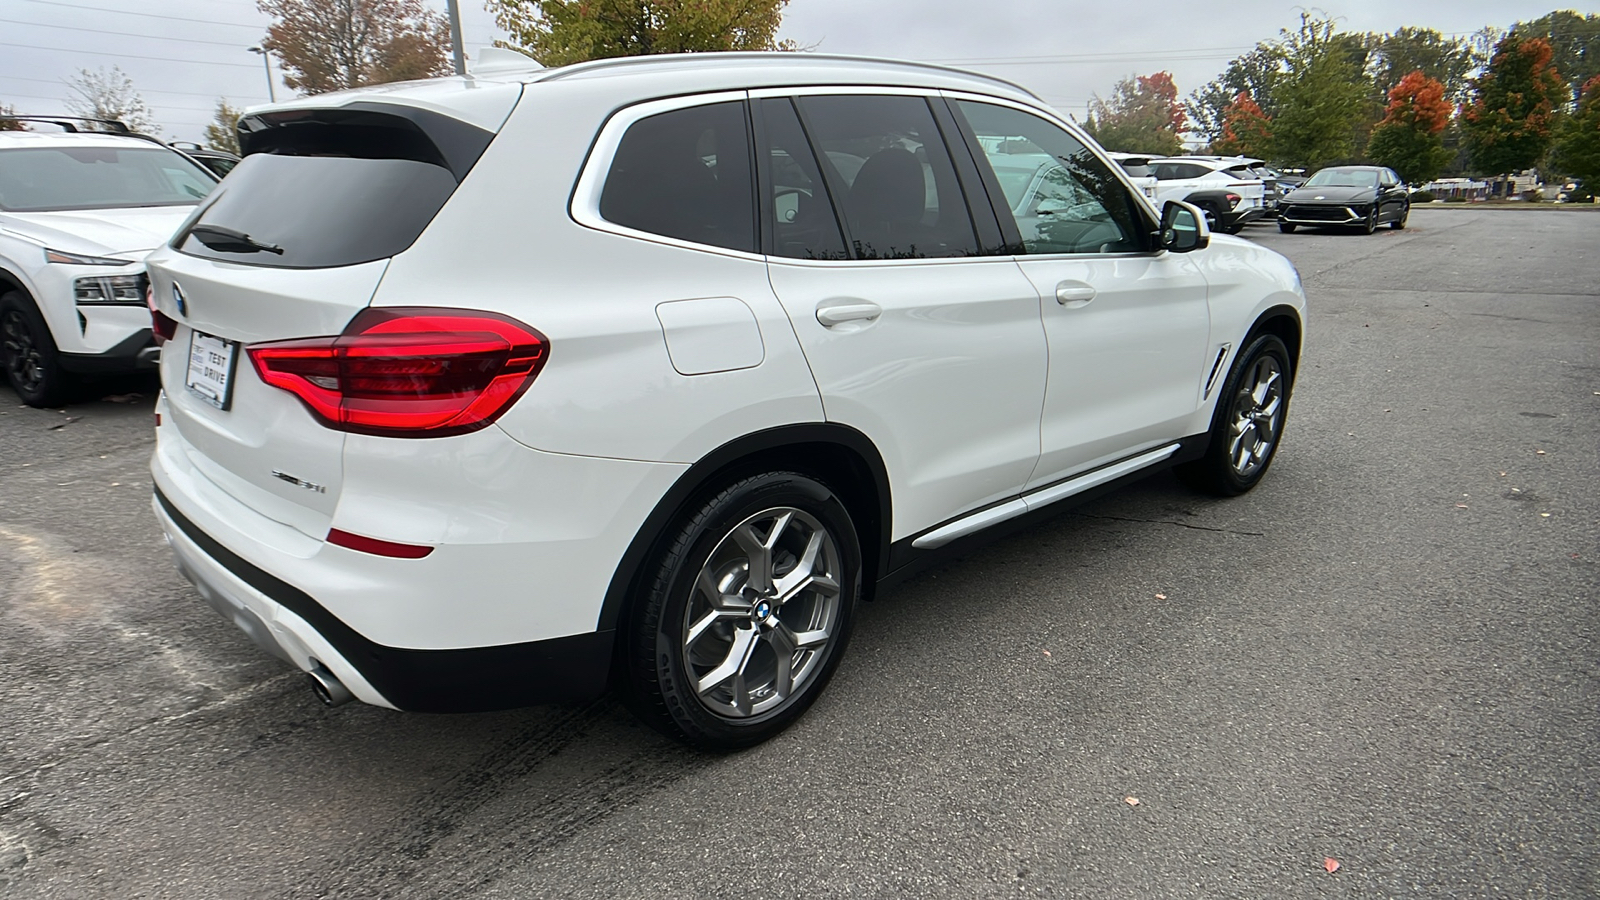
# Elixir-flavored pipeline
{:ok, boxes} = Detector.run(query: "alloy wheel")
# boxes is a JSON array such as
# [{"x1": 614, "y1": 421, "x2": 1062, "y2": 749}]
[
  {"x1": 1228, "y1": 355, "x2": 1284, "y2": 478},
  {"x1": 681, "y1": 506, "x2": 843, "y2": 719},
  {"x1": 1, "y1": 309, "x2": 44, "y2": 396}
]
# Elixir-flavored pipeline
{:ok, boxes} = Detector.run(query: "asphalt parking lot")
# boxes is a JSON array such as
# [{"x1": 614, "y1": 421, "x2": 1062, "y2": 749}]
[{"x1": 1, "y1": 207, "x2": 1595, "y2": 898}]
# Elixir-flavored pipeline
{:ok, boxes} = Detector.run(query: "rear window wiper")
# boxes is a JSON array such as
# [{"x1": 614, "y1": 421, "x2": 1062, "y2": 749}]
[{"x1": 189, "y1": 223, "x2": 284, "y2": 255}]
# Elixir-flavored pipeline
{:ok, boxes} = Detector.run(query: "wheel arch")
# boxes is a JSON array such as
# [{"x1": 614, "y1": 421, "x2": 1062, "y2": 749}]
[
  {"x1": 0, "y1": 266, "x2": 37, "y2": 303},
  {"x1": 598, "y1": 423, "x2": 892, "y2": 636},
  {"x1": 1245, "y1": 304, "x2": 1303, "y2": 378}
]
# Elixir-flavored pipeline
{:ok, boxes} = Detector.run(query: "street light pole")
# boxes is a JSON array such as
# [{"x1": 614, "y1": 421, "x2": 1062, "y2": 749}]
[
  {"x1": 247, "y1": 46, "x2": 276, "y2": 103},
  {"x1": 445, "y1": 0, "x2": 466, "y2": 76}
]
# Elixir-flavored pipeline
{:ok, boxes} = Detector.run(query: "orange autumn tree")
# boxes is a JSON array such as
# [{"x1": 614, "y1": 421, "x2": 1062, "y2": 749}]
[
  {"x1": 1462, "y1": 34, "x2": 1567, "y2": 175},
  {"x1": 1368, "y1": 70, "x2": 1454, "y2": 184},
  {"x1": 1211, "y1": 91, "x2": 1273, "y2": 158}
]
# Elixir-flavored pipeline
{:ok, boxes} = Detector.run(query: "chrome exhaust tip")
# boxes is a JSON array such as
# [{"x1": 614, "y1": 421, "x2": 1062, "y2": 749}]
[{"x1": 307, "y1": 662, "x2": 353, "y2": 707}]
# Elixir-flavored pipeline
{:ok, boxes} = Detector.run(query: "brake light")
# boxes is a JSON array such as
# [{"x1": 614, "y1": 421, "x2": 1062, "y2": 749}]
[
  {"x1": 147, "y1": 283, "x2": 176, "y2": 345},
  {"x1": 1225, "y1": 192, "x2": 1241, "y2": 208},
  {"x1": 247, "y1": 307, "x2": 548, "y2": 438}
]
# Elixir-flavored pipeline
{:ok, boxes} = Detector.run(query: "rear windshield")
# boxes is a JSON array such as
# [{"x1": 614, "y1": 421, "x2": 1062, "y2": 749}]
[
  {"x1": 0, "y1": 146, "x2": 215, "y2": 212},
  {"x1": 1116, "y1": 160, "x2": 1153, "y2": 178},
  {"x1": 174, "y1": 106, "x2": 494, "y2": 269}
]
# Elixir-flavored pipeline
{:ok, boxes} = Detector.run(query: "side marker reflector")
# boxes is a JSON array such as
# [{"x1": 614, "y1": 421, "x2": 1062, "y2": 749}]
[{"x1": 327, "y1": 528, "x2": 434, "y2": 559}]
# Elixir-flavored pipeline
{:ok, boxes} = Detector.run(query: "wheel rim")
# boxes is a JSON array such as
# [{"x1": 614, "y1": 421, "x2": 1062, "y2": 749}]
[
  {"x1": 1, "y1": 310, "x2": 45, "y2": 395},
  {"x1": 681, "y1": 506, "x2": 843, "y2": 719},
  {"x1": 1228, "y1": 355, "x2": 1284, "y2": 478}
]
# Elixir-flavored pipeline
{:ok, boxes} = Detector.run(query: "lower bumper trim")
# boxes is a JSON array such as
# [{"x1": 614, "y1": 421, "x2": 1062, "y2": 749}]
[{"x1": 155, "y1": 486, "x2": 613, "y2": 712}]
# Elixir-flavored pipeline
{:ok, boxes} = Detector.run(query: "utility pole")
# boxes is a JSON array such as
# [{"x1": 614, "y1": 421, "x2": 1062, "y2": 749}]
[
  {"x1": 248, "y1": 46, "x2": 276, "y2": 102},
  {"x1": 445, "y1": 0, "x2": 466, "y2": 76}
]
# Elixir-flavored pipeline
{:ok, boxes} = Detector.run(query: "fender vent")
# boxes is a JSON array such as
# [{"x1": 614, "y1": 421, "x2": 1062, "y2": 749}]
[{"x1": 1203, "y1": 343, "x2": 1232, "y2": 399}]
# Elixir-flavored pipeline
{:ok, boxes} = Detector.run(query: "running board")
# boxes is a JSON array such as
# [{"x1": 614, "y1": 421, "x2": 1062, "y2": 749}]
[{"x1": 911, "y1": 444, "x2": 1182, "y2": 550}]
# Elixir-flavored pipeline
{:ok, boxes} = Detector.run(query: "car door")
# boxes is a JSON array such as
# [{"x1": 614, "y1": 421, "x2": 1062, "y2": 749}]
[
  {"x1": 947, "y1": 96, "x2": 1212, "y2": 490},
  {"x1": 753, "y1": 91, "x2": 1047, "y2": 541},
  {"x1": 1379, "y1": 168, "x2": 1408, "y2": 221}
]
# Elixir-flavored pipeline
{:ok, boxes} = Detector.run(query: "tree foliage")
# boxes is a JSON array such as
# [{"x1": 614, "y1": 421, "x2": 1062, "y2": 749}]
[
  {"x1": 1187, "y1": 44, "x2": 1283, "y2": 144},
  {"x1": 0, "y1": 103, "x2": 24, "y2": 131},
  {"x1": 490, "y1": 0, "x2": 792, "y2": 68},
  {"x1": 1368, "y1": 71, "x2": 1453, "y2": 184},
  {"x1": 1462, "y1": 33, "x2": 1568, "y2": 175},
  {"x1": 1085, "y1": 72, "x2": 1185, "y2": 155},
  {"x1": 258, "y1": 0, "x2": 451, "y2": 95},
  {"x1": 1370, "y1": 27, "x2": 1482, "y2": 103},
  {"x1": 64, "y1": 66, "x2": 157, "y2": 134},
  {"x1": 204, "y1": 100, "x2": 243, "y2": 155},
  {"x1": 1513, "y1": 11, "x2": 1600, "y2": 102},
  {"x1": 1553, "y1": 75, "x2": 1600, "y2": 189},
  {"x1": 1270, "y1": 14, "x2": 1372, "y2": 169},
  {"x1": 1210, "y1": 92, "x2": 1272, "y2": 158}
]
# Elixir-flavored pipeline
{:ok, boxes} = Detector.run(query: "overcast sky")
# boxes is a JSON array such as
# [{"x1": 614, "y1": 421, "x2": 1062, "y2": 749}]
[{"x1": 1, "y1": 0, "x2": 1594, "y2": 142}]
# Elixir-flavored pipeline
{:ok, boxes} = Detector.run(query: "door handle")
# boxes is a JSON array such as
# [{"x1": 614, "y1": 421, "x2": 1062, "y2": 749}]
[
  {"x1": 1055, "y1": 282, "x2": 1097, "y2": 308},
  {"x1": 815, "y1": 301, "x2": 882, "y2": 328}
]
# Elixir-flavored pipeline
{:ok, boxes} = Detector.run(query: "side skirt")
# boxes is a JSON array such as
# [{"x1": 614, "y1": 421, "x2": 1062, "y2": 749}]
[{"x1": 878, "y1": 434, "x2": 1208, "y2": 589}]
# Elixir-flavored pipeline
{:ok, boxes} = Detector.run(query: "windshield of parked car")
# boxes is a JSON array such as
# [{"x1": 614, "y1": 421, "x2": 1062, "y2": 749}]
[
  {"x1": 1305, "y1": 168, "x2": 1379, "y2": 188},
  {"x1": 0, "y1": 146, "x2": 215, "y2": 212}
]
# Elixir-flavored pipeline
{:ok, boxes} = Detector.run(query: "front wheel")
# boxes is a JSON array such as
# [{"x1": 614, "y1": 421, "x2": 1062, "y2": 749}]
[
  {"x1": 1178, "y1": 333, "x2": 1292, "y2": 496},
  {"x1": 1, "y1": 291, "x2": 73, "y2": 408},
  {"x1": 1278, "y1": 221, "x2": 1297, "y2": 233},
  {"x1": 1360, "y1": 209, "x2": 1377, "y2": 235},
  {"x1": 623, "y1": 471, "x2": 861, "y2": 751},
  {"x1": 1390, "y1": 205, "x2": 1409, "y2": 230}
]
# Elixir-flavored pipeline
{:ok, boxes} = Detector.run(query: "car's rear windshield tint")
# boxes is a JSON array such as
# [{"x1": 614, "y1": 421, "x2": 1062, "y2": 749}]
[
  {"x1": 174, "y1": 105, "x2": 495, "y2": 269},
  {"x1": 0, "y1": 146, "x2": 215, "y2": 212}
]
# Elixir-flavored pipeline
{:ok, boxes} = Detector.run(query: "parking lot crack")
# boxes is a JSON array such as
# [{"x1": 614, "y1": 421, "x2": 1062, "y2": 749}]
[{"x1": 1069, "y1": 512, "x2": 1265, "y2": 536}]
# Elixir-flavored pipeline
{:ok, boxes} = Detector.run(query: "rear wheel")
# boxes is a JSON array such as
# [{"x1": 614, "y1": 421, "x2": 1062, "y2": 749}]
[
  {"x1": 1, "y1": 291, "x2": 73, "y2": 408},
  {"x1": 623, "y1": 471, "x2": 861, "y2": 751},
  {"x1": 1178, "y1": 333, "x2": 1292, "y2": 496}
]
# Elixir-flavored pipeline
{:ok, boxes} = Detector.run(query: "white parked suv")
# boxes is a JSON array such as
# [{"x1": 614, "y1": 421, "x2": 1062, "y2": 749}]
[
  {"x1": 146, "y1": 52, "x2": 1306, "y2": 750},
  {"x1": 0, "y1": 121, "x2": 218, "y2": 405},
  {"x1": 1147, "y1": 156, "x2": 1268, "y2": 233}
]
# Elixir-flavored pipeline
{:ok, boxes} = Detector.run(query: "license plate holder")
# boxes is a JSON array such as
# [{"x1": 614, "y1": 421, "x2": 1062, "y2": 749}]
[{"x1": 185, "y1": 331, "x2": 239, "y2": 410}]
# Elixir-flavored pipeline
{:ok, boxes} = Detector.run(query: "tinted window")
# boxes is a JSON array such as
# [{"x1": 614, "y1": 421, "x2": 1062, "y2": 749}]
[
  {"x1": 599, "y1": 101, "x2": 755, "y2": 254},
  {"x1": 954, "y1": 100, "x2": 1145, "y2": 255},
  {"x1": 796, "y1": 95, "x2": 978, "y2": 260},
  {"x1": 1222, "y1": 165, "x2": 1256, "y2": 180},
  {"x1": 757, "y1": 98, "x2": 848, "y2": 261},
  {"x1": 1152, "y1": 162, "x2": 1209, "y2": 181},
  {"x1": 0, "y1": 146, "x2": 214, "y2": 212},
  {"x1": 176, "y1": 108, "x2": 493, "y2": 269}
]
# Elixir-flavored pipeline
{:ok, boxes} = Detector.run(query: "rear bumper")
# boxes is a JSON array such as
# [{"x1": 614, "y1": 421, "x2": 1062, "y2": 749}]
[{"x1": 155, "y1": 486, "x2": 615, "y2": 712}]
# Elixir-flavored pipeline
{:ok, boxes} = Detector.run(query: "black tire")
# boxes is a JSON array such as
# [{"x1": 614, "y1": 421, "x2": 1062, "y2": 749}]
[
  {"x1": 1390, "y1": 204, "x2": 1408, "y2": 230},
  {"x1": 1360, "y1": 208, "x2": 1377, "y2": 235},
  {"x1": 1278, "y1": 221, "x2": 1297, "y2": 233},
  {"x1": 1178, "y1": 333, "x2": 1293, "y2": 497},
  {"x1": 1, "y1": 291, "x2": 74, "y2": 408},
  {"x1": 1221, "y1": 219, "x2": 1245, "y2": 235},
  {"x1": 622, "y1": 471, "x2": 861, "y2": 751}
]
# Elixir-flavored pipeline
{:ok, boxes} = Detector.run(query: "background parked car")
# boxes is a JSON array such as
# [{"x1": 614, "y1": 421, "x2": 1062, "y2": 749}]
[
  {"x1": 170, "y1": 141, "x2": 240, "y2": 178},
  {"x1": 1147, "y1": 156, "x2": 1267, "y2": 233},
  {"x1": 1278, "y1": 165, "x2": 1409, "y2": 234},
  {"x1": 0, "y1": 115, "x2": 219, "y2": 405}
]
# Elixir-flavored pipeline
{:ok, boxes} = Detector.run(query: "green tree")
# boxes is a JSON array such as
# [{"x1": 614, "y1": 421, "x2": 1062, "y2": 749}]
[
  {"x1": 1270, "y1": 14, "x2": 1371, "y2": 169},
  {"x1": 1368, "y1": 71, "x2": 1453, "y2": 184},
  {"x1": 1461, "y1": 33, "x2": 1568, "y2": 175},
  {"x1": 1210, "y1": 92, "x2": 1272, "y2": 158},
  {"x1": 490, "y1": 0, "x2": 792, "y2": 68},
  {"x1": 1188, "y1": 43, "x2": 1283, "y2": 144},
  {"x1": 258, "y1": 0, "x2": 451, "y2": 95},
  {"x1": 1513, "y1": 11, "x2": 1600, "y2": 102},
  {"x1": 204, "y1": 100, "x2": 243, "y2": 155},
  {"x1": 1553, "y1": 75, "x2": 1600, "y2": 190},
  {"x1": 1085, "y1": 72, "x2": 1185, "y2": 155},
  {"x1": 1370, "y1": 27, "x2": 1482, "y2": 103},
  {"x1": 64, "y1": 66, "x2": 157, "y2": 134}
]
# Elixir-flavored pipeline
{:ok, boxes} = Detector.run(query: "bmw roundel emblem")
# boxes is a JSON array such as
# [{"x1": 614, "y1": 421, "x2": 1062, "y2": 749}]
[{"x1": 172, "y1": 282, "x2": 188, "y2": 317}]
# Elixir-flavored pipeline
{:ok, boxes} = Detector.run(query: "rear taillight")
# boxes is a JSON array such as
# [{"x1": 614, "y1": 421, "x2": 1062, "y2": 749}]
[
  {"x1": 147, "y1": 283, "x2": 176, "y2": 345},
  {"x1": 1225, "y1": 192, "x2": 1242, "y2": 208},
  {"x1": 247, "y1": 307, "x2": 548, "y2": 438}
]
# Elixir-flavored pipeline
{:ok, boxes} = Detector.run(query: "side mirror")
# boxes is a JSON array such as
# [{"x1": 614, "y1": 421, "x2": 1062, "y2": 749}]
[{"x1": 1159, "y1": 200, "x2": 1209, "y2": 253}]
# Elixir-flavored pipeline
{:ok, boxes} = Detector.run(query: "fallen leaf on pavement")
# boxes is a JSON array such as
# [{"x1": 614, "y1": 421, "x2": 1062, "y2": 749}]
[
  {"x1": 1124, "y1": 797, "x2": 1140, "y2": 807},
  {"x1": 1540, "y1": 513, "x2": 1551, "y2": 518},
  {"x1": 1154, "y1": 593, "x2": 1167, "y2": 600},
  {"x1": 1042, "y1": 650, "x2": 1051, "y2": 657},
  {"x1": 1455, "y1": 503, "x2": 1468, "y2": 509},
  {"x1": 1324, "y1": 857, "x2": 1340, "y2": 874},
  {"x1": 47, "y1": 416, "x2": 82, "y2": 430},
  {"x1": 1535, "y1": 449, "x2": 1547, "y2": 455}
]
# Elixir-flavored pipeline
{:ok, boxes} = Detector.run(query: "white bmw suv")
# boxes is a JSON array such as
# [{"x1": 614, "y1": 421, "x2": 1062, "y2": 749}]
[
  {"x1": 0, "y1": 121, "x2": 218, "y2": 405},
  {"x1": 146, "y1": 52, "x2": 1306, "y2": 750}
]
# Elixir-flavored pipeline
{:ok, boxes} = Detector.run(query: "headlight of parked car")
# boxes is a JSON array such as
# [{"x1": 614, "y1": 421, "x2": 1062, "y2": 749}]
[{"x1": 74, "y1": 273, "x2": 147, "y2": 305}]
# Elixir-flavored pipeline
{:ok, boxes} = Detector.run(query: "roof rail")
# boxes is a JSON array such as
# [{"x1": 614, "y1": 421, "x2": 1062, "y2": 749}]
[
  {"x1": 529, "y1": 51, "x2": 1041, "y2": 100},
  {"x1": 0, "y1": 114, "x2": 168, "y2": 145}
]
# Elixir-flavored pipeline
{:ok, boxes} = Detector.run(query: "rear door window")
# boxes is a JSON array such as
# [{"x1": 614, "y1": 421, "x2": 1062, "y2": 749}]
[
  {"x1": 794, "y1": 95, "x2": 979, "y2": 260},
  {"x1": 174, "y1": 106, "x2": 495, "y2": 269},
  {"x1": 755, "y1": 98, "x2": 848, "y2": 261},
  {"x1": 599, "y1": 101, "x2": 756, "y2": 254}
]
